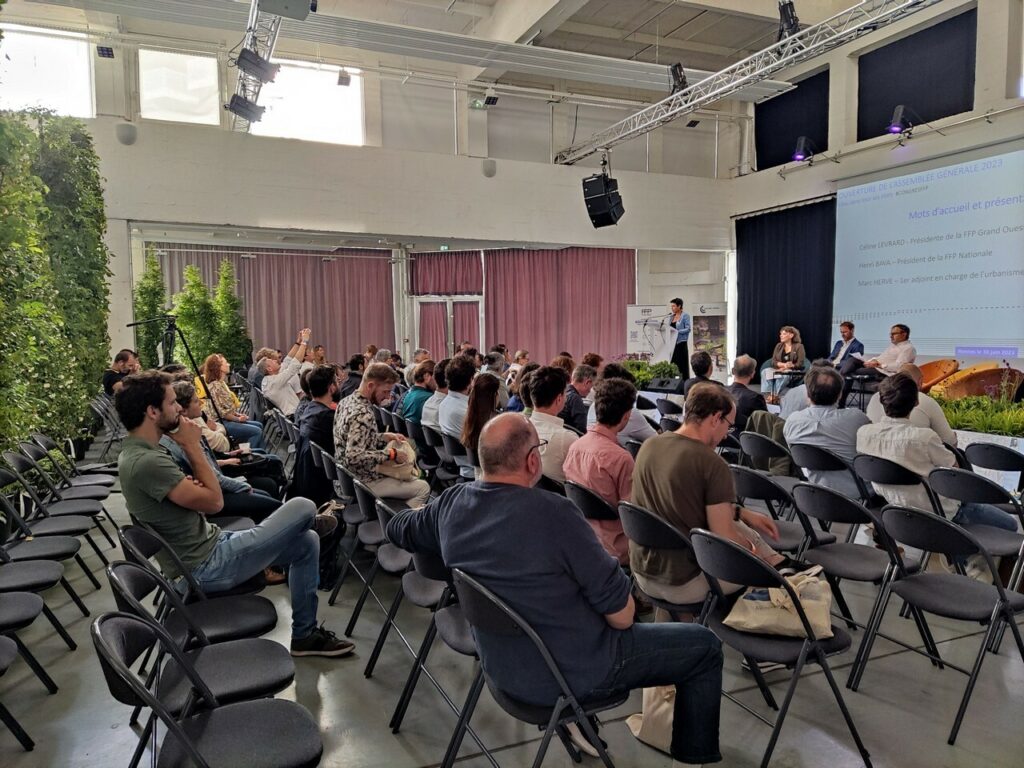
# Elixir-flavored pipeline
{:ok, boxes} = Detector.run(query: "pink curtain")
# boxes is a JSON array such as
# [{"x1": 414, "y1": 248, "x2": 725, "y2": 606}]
[
  {"x1": 484, "y1": 247, "x2": 635, "y2": 364},
  {"x1": 453, "y1": 302, "x2": 481, "y2": 352},
  {"x1": 153, "y1": 243, "x2": 395, "y2": 362},
  {"x1": 409, "y1": 251, "x2": 483, "y2": 295},
  {"x1": 417, "y1": 302, "x2": 448, "y2": 360}
]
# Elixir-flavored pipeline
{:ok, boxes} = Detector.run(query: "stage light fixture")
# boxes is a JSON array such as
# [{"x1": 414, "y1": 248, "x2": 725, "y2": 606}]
[
  {"x1": 792, "y1": 135, "x2": 813, "y2": 162},
  {"x1": 670, "y1": 62, "x2": 689, "y2": 94},
  {"x1": 237, "y1": 48, "x2": 280, "y2": 84},
  {"x1": 888, "y1": 104, "x2": 912, "y2": 134},
  {"x1": 777, "y1": 1, "x2": 801, "y2": 40},
  {"x1": 226, "y1": 94, "x2": 265, "y2": 123},
  {"x1": 337, "y1": 70, "x2": 352, "y2": 86}
]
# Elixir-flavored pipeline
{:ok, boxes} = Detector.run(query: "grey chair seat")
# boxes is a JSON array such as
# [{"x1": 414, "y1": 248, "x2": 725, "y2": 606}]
[
  {"x1": 378, "y1": 543, "x2": 413, "y2": 574},
  {"x1": 47, "y1": 485, "x2": 109, "y2": 502},
  {"x1": 342, "y1": 506, "x2": 364, "y2": 526},
  {"x1": 165, "y1": 595, "x2": 278, "y2": 646},
  {"x1": 157, "y1": 699, "x2": 323, "y2": 768},
  {"x1": 708, "y1": 609, "x2": 852, "y2": 664},
  {"x1": 24, "y1": 515, "x2": 94, "y2": 538},
  {"x1": 0, "y1": 561, "x2": 64, "y2": 592},
  {"x1": 435, "y1": 605, "x2": 475, "y2": 656},
  {"x1": 357, "y1": 521, "x2": 384, "y2": 547},
  {"x1": 157, "y1": 638, "x2": 295, "y2": 715},
  {"x1": 0, "y1": 635, "x2": 16, "y2": 671},
  {"x1": 759, "y1": 474, "x2": 802, "y2": 495},
  {"x1": 401, "y1": 571, "x2": 446, "y2": 608},
  {"x1": 891, "y1": 573, "x2": 1024, "y2": 622},
  {"x1": 805, "y1": 543, "x2": 910, "y2": 583},
  {"x1": 484, "y1": 670, "x2": 629, "y2": 728},
  {"x1": 44, "y1": 498, "x2": 105, "y2": 517},
  {"x1": 64, "y1": 474, "x2": 116, "y2": 488},
  {"x1": 0, "y1": 592, "x2": 44, "y2": 632},
  {"x1": 4, "y1": 536, "x2": 81, "y2": 562},
  {"x1": 757, "y1": 516, "x2": 825, "y2": 552},
  {"x1": 962, "y1": 525, "x2": 1024, "y2": 558}
]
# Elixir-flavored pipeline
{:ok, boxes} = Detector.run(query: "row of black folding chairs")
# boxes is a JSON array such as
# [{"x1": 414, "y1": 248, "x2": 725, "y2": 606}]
[
  {"x1": 89, "y1": 393, "x2": 128, "y2": 460},
  {"x1": 0, "y1": 434, "x2": 116, "y2": 752}
]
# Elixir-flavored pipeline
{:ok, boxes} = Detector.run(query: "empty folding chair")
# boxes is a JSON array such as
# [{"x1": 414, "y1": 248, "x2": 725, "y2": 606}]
[
  {"x1": 31, "y1": 432, "x2": 116, "y2": 477},
  {"x1": 0, "y1": 635, "x2": 34, "y2": 751},
  {"x1": 411, "y1": 422, "x2": 460, "y2": 488},
  {"x1": 853, "y1": 506, "x2": 1024, "y2": 745},
  {"x1": 89, "y1": 398, "x2": 127, "y2": 460},
  {"x1": 789, "y1": 443, "x2": 876, "y2": 509},
  {"x1": 91, "y1": 612, "x2": 323, "y2": 768},
  {"x1": 452, "y1": 569, "x2": 628, "y2": 768},
  {"x1": 655, "y1": 398, "x2": 683, "y2": 417},
  {"x1": 4, "y1": 448, "x2": 112, "y2": 504},
  {"x1": 21, "y1": 439, "x2": 116, "y2": 488},
  {"x1": 964, "y1": 442, "x2": 1024, "y2": 494},
  {"x1": 729, "y1": 465, "x2": 834, "y2": 555},
  {"x1": 690, "y1": 529, "x2": 872, "y2": 768},
  {"x1": 0, "y1": 592, "x2": 60, "y2": 697},
  {"x1": 738, "y1": 433, "x2": 801, "y2": 491}
]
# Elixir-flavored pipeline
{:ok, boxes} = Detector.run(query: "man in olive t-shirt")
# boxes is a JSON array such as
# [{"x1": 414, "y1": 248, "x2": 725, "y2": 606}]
[{"x1": 631, "y1": 384, "x2": 783, "y2": 606}]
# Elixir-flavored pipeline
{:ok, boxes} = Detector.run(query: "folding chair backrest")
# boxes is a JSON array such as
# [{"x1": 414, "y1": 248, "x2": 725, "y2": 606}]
[
  {"x1": 352, "y1": 479, "x2": 378, "y2": 523},
  {"x1": 659, "y1": 417, "x2": 681, "y2": 433},
  {"x1": 440, "y1": 431, "x2": 467, "y2": 459},
  {"x1": 106, "y1": 560, "x2": 209, "y2": 645},
  {"x1": 536, "y1": 474, "x2": 566, "y2": 496},
  {"x1": 1, "y1": 453, "x2": 51, "y2": 510},
  {"x1": 928, "y1": 467, "x2": 1016, "y2": 507},
  {"x1": 318, "y1": 448, "x2": 337, "y2": 481},
  {"x1": 739, "y1": 432, "x2": 791, "y2": 461},
  {"x1": 392, "y1": 412, "x2": 410, "y2": 437},
  {"x1": 371, "y1": 405, "x2": 386, "y2": 433},
  {"x1": 635, "y1": 395, "x2": 656, "y2": 411},
  {"x1": 625, "y1": 440, "x2": 642, "y2": 460},
  {"x1": 334, "y1": 462, "x2": 358, "y2": 500},
  {"x1": 964, "y1": 442, "x2": 1024, "y2": 474},
  {"x1": 31, "y1": 433, "x2": 60, "y2": 454},
  {"x1": 690, "y1": 528, "x2": 788, "y2": 590},
  {"x1": 789, "y1": 443, "x2": 848, "y2": 473},
  {"x1": 853, "y1": 454, "x2": 922, "y2": 486},
  {"x1": 118, "y1": 525, "x2": 206, "y2": 599},
  {"x1": 730, "y1": 464, "x2": 791, "y2": 505},
  {"x1": 413, "y1": 550, "x2": 452, "y2": 583},
  {"x1": 944, "y1": 443, "x2": 973, "y2": 470},
  {"x1": 792, "y1": 483, "x2": 875, "y2": 527},
  {"x1": 0, "y1": 493, "x2": 14, "y2": 547},
  {"x1": 564, "y1": 481, "x2": 619, "y2": 521},
  {"x1": 880, "y1": 505, "x2": 980, "y2": 560},
  {"x1": 655, "y1": 398, "x2": 682, "y2": 416},
  {"x1": 309, "y1": 440, "x2": 324, "y2": 469},
  {"x1": 618, "y1": 501, "x2": 692, "y2": 550}
]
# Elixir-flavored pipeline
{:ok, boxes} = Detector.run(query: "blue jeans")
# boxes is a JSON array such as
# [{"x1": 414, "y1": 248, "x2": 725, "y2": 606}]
[
  {"x1": 951, "y1": 502, "x2": 1019, "y2": 566},
  {"x1": 587, "y1": 623, "x2": 723, "y2": 764},
  {"x1": 225, "y1": 419, "x2": 265, "y2": 450},
  {"x1": 191, "y1": 498, "x2": 319, "y2": 639}
]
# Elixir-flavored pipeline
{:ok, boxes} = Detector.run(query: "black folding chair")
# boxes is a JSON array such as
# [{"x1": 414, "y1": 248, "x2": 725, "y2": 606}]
[
  {"x1": 690, "y1": 529, "x2": 872, "y2": 768},
  {"x1": 855, "y1": 507, "x2": 1024, "y2": 745},
  {"x1": 659, "y1": 416, "x2": 682, "y2": 433},
  {"x1": 729, "y1": 465, "x2": 834, "y2": 555},
  {"x1": 536, "y1": 474, "x2": 566, "y2": 496},
  {"x1": 852, "y1": 454, "x2": 946, "y2": 516},
  {"x1": 0, "y1": 592, "x2": 60, "y2": 700},
  {"x1": 19, "y1": 440, "x2": 116, "y2": 489},
  {"x1": 655, "y1": 397, "x2": 683, "y2": 417},
  {"x1": 565, "y1": 481, "x2": 621, "y2": 524},
  {"x1": 0, "y1": 635, "x2": 34, "y2": 751},
  {"x1": 91, "y1": 612, "x2": 323, "y2": 768},
  {"x1": 624, "y1": 440, "x2": 643, "y2": 460},
  {"x1": 738, "y1": 433, "x2": 800, "y2": 490},
  {"x1": 31, "y1": 432, "x2": 116, "y2": 476},
  {"x1": 452, "y1": 569, "x2": 628, "y2": 768},
  {"x1": 327, "y1": 464, "x2": 380, "y2": 606},
  {"x1": 789, "y1": 443, "x2": 876, "y2": 509},
  {"x1": 964, "y1": 441, "x2": 1024, "y2": 493}
]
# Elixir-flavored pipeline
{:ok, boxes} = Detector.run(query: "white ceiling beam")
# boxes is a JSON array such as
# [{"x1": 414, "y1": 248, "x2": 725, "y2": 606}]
[
  {"x1": 554, "y1": 19, "x2": 758, "y2": 60},
  {"x1": 389, "y1": 0, "x2": 491, "y2": 19},
  {"x1": 657, "y1": 1, "x2": 850, "y2": 27}
]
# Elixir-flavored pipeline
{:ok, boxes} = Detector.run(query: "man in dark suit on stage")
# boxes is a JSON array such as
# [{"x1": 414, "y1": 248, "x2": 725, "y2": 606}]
[{"x1": 828, "y1": 321, "x2": 864, "y2": 367}]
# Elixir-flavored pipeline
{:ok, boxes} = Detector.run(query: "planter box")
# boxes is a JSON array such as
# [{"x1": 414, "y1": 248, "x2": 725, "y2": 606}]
[{"x1": 953, "y1": 430, "x2": 1023, "y2": 493}]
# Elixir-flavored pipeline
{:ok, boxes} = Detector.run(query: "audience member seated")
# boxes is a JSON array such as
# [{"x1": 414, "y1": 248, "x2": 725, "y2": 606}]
[
  {"x1": 782, "y1": 366, "x2": 870, "y2": 499},
  {"x1": 839, "y1": 323, "x2": 916, "y2": 406},
  {"x1": 857, "y1": 374, "x2": 1017, "y2": 574},
  {"x1": 481, "y1": 352, "x2": 511, "y2": 408},
  {"x1": 102, "y1": 348, "x2": 139, "y2": 396},
  {"x1": 200, "y1": 353, "x2": 265, "y2": 449},
  {"x1": 291, "y1": 365, "x2": 341, "y2": 507},
  {"x1": 632, "y1": 384, "x2": 786, "y2": 607},
  {"x1": 677, "y1": 351, "x2": 724, "y2": 397},
  {"x1": 439, "y1": 355, "x2": 478, "y2": 479},
  {"x1": 333, "y1": 362, "x2": 430, "y2": 508},
  {"x1": 404, "y1": 347, "x2": 431, "y2": 386},
  {"x1": 506, "y1": 349, "x2": 530, "y2": 385},
  {"x1": 386, "y1": 413, "x2": 724, "y2": 766},
  {"x1": 528, "y1": 366, "x2": 579, "y2": 482},
  {"x1": 587, "y1": 363, "x2": 657, "y2": 447},
  {"x1": 461, "y1": 372, "x2": 500, "y2": 474},
  {"x1": 828, "y1": 321, "x2": 864, "y2": 367},
  {"x1": 261, "y1": 328, "x2": 310, "y2": 416},
  {"x1": 420, "y1": 358, "x2": 449, "y2": 429},
  {"x1": 559, "y1": 363, "x2": 596, "y2": 434},
  {"x1": 338, "y1": 353, "x2": 366, "y2": 400},
  {"x1": 779, "y1": 358, "x2": 831, "y2": 420},
  {"x1": 293, "y1": 370, "x2": 315, "y2": 425},
  {"x1": 563, "y1": 378, "x2": 637, "y2": 565},
  {"x1": 550, "y1": 354, "x2": 575, "y2": 378},
  {"x1": 248, "y1": 346, "x2": 278, "y2": 391},
  {"x1": 399, "y1": 360, "x2": 436, "y2": 425},
  {"x1": 506, "y1": 361, "x2": 540, "y2": 413},
  {"x1": 866, "y1": 363, "x2": 957, "y2": 446},
  {"x1": 581, "y1": 352, "x2": 605, "y2": 377},
  {"x1": 116, "y1": 370, "x2": 353, "y2": 658},
  {"x1": 726, "y1": 355, "x2": 766, "y2": 434}
]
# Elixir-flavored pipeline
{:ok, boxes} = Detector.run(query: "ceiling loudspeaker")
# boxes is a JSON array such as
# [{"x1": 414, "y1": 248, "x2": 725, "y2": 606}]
[
  {"x1": 115, "y1": 122, "x2": 137, "y2": 146},
  {"x1": 581, "y1": 173, "x2": 624, "y2": 228},
  {"x1": 257, "y1": 0, "x2": 310, "y2": 21}
]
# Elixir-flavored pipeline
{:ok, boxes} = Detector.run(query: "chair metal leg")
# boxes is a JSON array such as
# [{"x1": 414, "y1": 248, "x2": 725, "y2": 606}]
[
  {"x1": 440, "y1": 666, "x2": 486, "y2": 768},
  {"x1": 94, "y1": 515, "x2": 118, "y2": 549},
  {"x1": 745, "y1": 655, "x2": 779, "y2": 710},
  {"x1": 848, "y1": 582, "x2": 893, "y2": 691},
  {"x1": 389, "y1": 616, "x2": 437, "y2": 731},
  {"x1": 577, "y1": 711, "x2": 615, "y2": 768},
  {"x1": 13, "y1": 635, "x2": 58, "y2": 694},
  {"x1": 948, "y1": 616, "x2": 998, "y2": 745},
  {"x1": 60, "y1": 577, "x2": 90, "y2": 617},
  {"x1": 554, "y1": 724, "x2": 582, "y2": 763},
  {"x1": 826, "y1": 574, "x2": 857, "y2": 631},
  {"x1": 41, "y1": 604, "x2": 76, "y2": 651},
  {"x1": 907, "y1": 606, "x2": 943, "y2": 669},
  {"x1": 0, "y1": 700, "x2": 34, "y2": 751},
  {"x1": 532, "y1": 699, "x2": 565, "y2": 768},
  {"x1": 364, "y1": 586, "x2": 406, "y2": 678},
  {"x1": 74, "y1": 554, "x2": 102, "y2": 590},
  {"x1": 328, "y1": 526, "x2": 362, "y2": 607},
  {"x1": 760, "y1": 643, "x2": 809, "y2": 768},
  {"x1": 988, "y1": 554, "x2": 1024, "y2": 652},
  {"x1": 816, "y1": 647, "x2": 872, "y2": 767},
  {"x1": 127, "y1": 713, "x2": 154, "y2": 768},
  {"x1": 344, "y1": 560, "x2": 379, "y2": 637},
  {"x1": 82, "y1": 532, "x2": 110, "y2": 566}
]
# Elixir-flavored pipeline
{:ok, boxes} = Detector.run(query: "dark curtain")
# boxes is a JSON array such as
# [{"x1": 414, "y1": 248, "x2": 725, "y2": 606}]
[
  {"x1": 857, "y1": 9, "x2": 976, "y2": 141},
  {"x1": 735, "y1": 199, "x2": 837, "y2": 374},
  {"x1": 755, "y1": 69, "x2": 829, "y2": 170}
]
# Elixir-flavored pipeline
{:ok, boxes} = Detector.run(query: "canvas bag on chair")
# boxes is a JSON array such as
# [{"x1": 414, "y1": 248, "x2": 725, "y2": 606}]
[
  {"x1": 722, "y1": 565, "x2": 834, "y2": 639},
  {"x1": 375, "y1": 439, "x2": 420, "y2": 481}
]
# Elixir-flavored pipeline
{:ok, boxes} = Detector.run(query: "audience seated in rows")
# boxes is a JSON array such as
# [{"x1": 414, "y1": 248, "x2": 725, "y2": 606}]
[
  {"x1": 439, "y1": 355, "x2": 478, "y2": 479},
  {"x1": 866, "y1": 363, "x2": 957, "y2": 446},
  {"x1": 404, "y1": 347, "x2": 431, "y2": 386},
  {"x1": 420, "y1": 358, "x2": 449, "y2": 429},
  {"x1": 506, "y1": 361, "x2": 540, "y2": 413},
  {"x1": 480, "y1": 352, "x2": 511, "y2": 408},
  {"x1": 291, "y1": 365, "x2": 341, "y2": 507},
  {"x1": 559, "y1": 363, "x2": 596, "y2": 434},
  {"x1": 115, "y1": 370, "x2": 352, "y2": 658},
  {"x1": 677, "y1": 351, "x2": 724, "y2": 397},
  {"x1": 398, "y1": 360, "x2": 436, "y2": 424},
  {"x1": 528, "y1": 366, "x2": 579, "y2": 482},
  {"x1": 726, "y1": 354, "x2": 766, "y2": 434},
  {"x1": 102, "y1": 348, "x2": 139, "y2": 396},
  {"x1": 260, "y1": 328, "x2": 310, "y2": 416},
  {"x1": 586, "y1": 363, "x2": 657, "y2": 447},
  {"x1": 338, "y1": 353, "x2": 365, "y2": 400},
  {"x1": 200, "y1": 353, "x2": 265, "y2": 449},
  {"x1": 782, "y1": 366, "x2": 870, "y2": 499},
  {"x1": 386, "y1": 413, "x2": 724, "y2": 766},
  {"x1": 563, "y1": 377, "x2": 637, "y2": 565},
  {"x1": 461, "y1": 372, "x2": 500, "y2": 461}
]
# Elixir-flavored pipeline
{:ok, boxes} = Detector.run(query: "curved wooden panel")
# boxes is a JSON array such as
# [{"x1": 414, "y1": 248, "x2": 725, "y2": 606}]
[
  {"x1": 919, "y1": 358, "x2": 959, "y2": 394},
  {"x1": 939, "y1": 368, "x2": 1024, "y2": 401},
  {"x1": 930, "y1": 362, "x2": 999, "y2": 397}
]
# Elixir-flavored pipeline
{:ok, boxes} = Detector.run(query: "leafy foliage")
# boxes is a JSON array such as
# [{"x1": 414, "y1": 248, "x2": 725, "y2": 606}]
[
  {"x1": 212, "y1": 259, "x2": 251, "y2": 367},
  {"x1": 172, "y1": 265, "x2": 218, "y2": 364},
  {"x1": 650, "y1": 360, "x2": 680, "y2": 379},
  {"x1": 621, "y1": 360, "x2": 655, "y2": 389},
  {"x1": 933, "y1": 396, "x2": 1024, "y2": 437},
  {"x1": 133, "y1": 248, "x2": 168, "y2": 368}
]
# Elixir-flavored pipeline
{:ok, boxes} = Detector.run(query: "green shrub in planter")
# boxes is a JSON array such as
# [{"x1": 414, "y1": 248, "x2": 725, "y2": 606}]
[
  {"x1": 621, "y1": 360, "x2": 654, "y2": 389},
  {"x1": 133, "y1": 248, "x2": 168, "y2": 369},
  {"x1": 650, "y1": 361, "x2": 680, "y2": 380},
  {"x1": 934, "y1": 396, "x2": 1024, "y2": 438}
]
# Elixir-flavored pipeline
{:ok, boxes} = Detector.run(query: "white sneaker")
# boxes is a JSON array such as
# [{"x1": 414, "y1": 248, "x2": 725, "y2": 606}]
[
  {"x1": 965, "y1": 555, "x2": 993, "y2": 584},
  {"x1": 565, "y1": 722, "x2": 600, "y2": 758}
]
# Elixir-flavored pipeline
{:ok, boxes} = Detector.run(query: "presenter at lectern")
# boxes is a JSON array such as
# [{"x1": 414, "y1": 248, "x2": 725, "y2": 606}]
[{"x1": 669, "y1": 298, "x2": 691, "y2": 380}]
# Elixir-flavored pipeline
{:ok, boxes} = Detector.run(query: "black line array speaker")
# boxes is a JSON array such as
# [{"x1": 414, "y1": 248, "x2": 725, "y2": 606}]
[{"x1": 582, "y1": 174, "x2": 625, "y2": 228}]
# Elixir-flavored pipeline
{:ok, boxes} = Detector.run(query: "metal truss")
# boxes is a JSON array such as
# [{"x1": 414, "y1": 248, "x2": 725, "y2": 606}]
[
  {"x1": 229, "y1": 1, "x2": 283, "y2": 132},
  {"x1": 554, "y1": 0, "x2": 944, "y2": 165}
]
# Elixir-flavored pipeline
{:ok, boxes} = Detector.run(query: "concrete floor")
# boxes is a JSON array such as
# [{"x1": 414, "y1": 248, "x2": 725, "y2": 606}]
[{"x1": 3, "y1": 490, "x2": 1024, "y2": 768}]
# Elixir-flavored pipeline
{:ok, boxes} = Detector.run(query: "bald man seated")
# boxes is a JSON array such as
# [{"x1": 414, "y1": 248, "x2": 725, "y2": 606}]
[{"x1": 386, "y1": 413, "x2": 724, "y2": 765}]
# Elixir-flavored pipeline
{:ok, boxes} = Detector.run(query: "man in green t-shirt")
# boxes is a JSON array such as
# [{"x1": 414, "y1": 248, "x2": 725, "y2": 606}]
[
  {"x1": 631, "y1": 383, "x2": 785, "y2": 607},
  {"x1": 116, "y1": 370, "x2": 353, "y2": 658}
]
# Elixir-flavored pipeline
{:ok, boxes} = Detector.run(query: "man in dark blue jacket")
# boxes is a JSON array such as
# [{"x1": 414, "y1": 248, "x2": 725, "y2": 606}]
[{"x1": 828, "y1": 321, "x2": 864, "y2": 366}]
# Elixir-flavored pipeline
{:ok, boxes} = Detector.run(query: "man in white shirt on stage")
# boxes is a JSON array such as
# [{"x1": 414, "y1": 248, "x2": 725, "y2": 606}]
[{"x1": 839, "y1": 323, "x2": 916, "y2": 407}]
